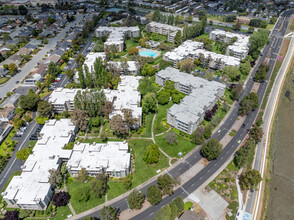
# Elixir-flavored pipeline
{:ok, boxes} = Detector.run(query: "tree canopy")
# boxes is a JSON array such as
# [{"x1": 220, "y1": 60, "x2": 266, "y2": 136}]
[
  {"x1": 201, "y1": 138, "x2": 222, "y2": 160},
  {"x1": 143, "y1": 144, "x2": 160, "y2": 164},
  {"x1": 239, "y1": 92, "x2": 259, "y2": 116},
  {"x1": 147, "y1": 185, "x2": 162, "y2": 205},
  {"x1": 239, "y1": 169, "x2": 262, "y2": 190},
  {"x1": 142, "y1": 92, "x2": 157, "y2": 114},
  {"x1": 127, "y1": 190, "x2": 145, "y2": 210},
  {"x1": 18, "y1": 88, "x2": 40, "y2": 111},
  {"x1": 101, "y1": 206, "x2": 117, "y2": 220}
]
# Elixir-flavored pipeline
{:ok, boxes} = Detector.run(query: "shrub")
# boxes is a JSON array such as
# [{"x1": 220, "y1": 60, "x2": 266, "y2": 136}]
[{"x1": 52, "y1": 191, "x2": 70, "y2": 206}]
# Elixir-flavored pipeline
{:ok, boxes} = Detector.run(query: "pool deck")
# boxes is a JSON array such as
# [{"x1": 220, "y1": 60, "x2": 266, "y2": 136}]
[{"x1": 138, "y1": 48, "x2": 161, "y2": 59}]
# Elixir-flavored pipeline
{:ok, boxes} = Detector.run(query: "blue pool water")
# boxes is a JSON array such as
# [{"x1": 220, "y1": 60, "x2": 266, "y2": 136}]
[
  {"x1": 139, "y1": 50, "x2": 157, "y2": 57},
  {"x1": 105, "y1": 7, "x2": 124, "y2": 13}
]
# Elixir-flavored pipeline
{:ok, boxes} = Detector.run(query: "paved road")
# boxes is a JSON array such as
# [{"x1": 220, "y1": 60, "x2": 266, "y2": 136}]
[
  {"x1": 0, "y1": 118, "x2": 38, "y2": 191},
  {"x1": 0, "y1": 15, "x2": 83, "y2": 100},
  {"x1": 244, "y1": 9, "x2": 294, "y2": 217},
  {"x1": 58, "y1": 32, "x2": 95, "y2": 88},
  {"x1": 68, "y1": 10, "x2": 294, "y2": 220},
  {"x1": 0, "y1": 25, "x2": 97, "y2": 191}
]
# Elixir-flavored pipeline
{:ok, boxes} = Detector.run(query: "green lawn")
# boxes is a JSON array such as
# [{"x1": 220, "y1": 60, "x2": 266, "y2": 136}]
[
  {"x1": 88, "y1": 126, "x2": 100, "y2": 136},
  {"x1": 155, "y1": 132, "x2": 195, "y2": 158},
  {"x1": 107, "y1": 180, "x2": 127, "y2": 200},
  {"x1": 149, "y1": 32, "x2": 167, "y2": 42},
  {"x1": 67, "y1": 180, "x2": 105, "y2": 214},
  {"x1": 0, "y1": 77, "x2": 9, "y2": 85},
  {"x1": 154, "y1": 102, "x2": 174, "y2": 135},
  {"x1": 101, "y1": 121, "x2": 115, "y2": 138},
  {"x1": 125, "y1": 39, "x2": 139, "y2": 52},
  {"x1": 141, "y1": 113, "x2": 154, "y2": 138},
  {"x1": 0, "y1": 129, "x2": 17, "y2": 157},
  {"x1": 27, "y1": 140, "x2": 37, "y2": 149},
  {"x1": 52, "y1": 205, "x2": 72, "y2": 220},
  {"x1": 83, "y1": 138, "x2": 123, "y2": 144},
  {"x1": 128, "y1": 139, "x2": 169, "y2": 187}
]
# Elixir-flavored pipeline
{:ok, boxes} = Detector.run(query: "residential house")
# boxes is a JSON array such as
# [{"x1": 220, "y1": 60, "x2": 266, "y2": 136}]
[{"x1": 0, "y1": 107, "x2": 15, "y2": 122}]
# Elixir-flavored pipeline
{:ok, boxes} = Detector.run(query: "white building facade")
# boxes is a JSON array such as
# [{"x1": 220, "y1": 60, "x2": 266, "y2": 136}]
[
  {"x1": 146, "y1": 21, "x2": 183, "y2": 43},
  {"x1": 95, "y1": 26, "x2": 140, "y2": 52},
  {"x1": 48, "y1": 76, "x2": 142, "y2": 126},
  {"x1": 1, "y1": 119, "x2": 77, "y2": 210},
  {"x1": 67, "y1": 141, "x2": 131, "y2": 178},
  {"x1": 156, "y1": 67, "x2": 226, "y2": 134},
  {"x1": 163, "y1": 40, "x2": 240, "y2": 69},
  {"x1": 209, "y1": 29, "x2": 250, "y2": 60}
]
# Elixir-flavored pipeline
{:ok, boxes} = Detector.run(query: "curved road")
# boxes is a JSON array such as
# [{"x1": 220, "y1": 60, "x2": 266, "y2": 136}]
[{"x1": 70, "y1": 9, "x2": 294, "y2": 220}]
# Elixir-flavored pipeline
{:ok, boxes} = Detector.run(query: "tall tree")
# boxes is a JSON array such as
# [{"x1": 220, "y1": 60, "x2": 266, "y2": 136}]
[
  {"x1": 239, "y1": 169, "x2": 262, "y2": 190},
  {"x1": 142, "y1": 92, "x2": 157, "y2": 114},
  {"x1": 157, "y1": 174, "x2": 175, "y2": 195},
  {"x1": 174, "y1": 30, "x2": 182, "y2": 46},
  {"x1": 201, "y1": 138, "x2": 222, "y2": 160},
  {"x1": 48, "y1": 169, "x2": 62, "y2": 188},
  {"x1": 74, "y1": 89, "x2": 106, "y2": 117},
  {"x1": 90, "y1": 173, "x2": 107, "y2": 198},
  {"x1": 101, "y1": 206, "x2": 117, "y2": 220},
  {"x1": 71, "y1": 109, "x2": 88, "y2": 131},
  {"x1": 127, "y1": 190, "x2": 145, "y2": 210},
  {"x1": 143, "y1": 144, "x2": 160, "y2": 164},
  {"x1": 37, "y1": 100, "x2": 52, "y2": 118},
  {"x1": 75, "y1": 53, "x2": 85, "y2": 66},
  {"x1": 18, "y1": 88, "x2": 40, "y2": 111},
  {"x1": 147, "y1": 185, "x2": 162, "y2": 205},
  {"x1": 110, "y1": 114, "x2": 128, "y2": 137}
]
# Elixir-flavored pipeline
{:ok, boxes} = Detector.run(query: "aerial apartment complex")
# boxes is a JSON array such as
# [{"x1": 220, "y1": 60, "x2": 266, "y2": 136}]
[
  {"x1": 95, "y1": 26, "x2": 140, "y2": 52},
  {"x1": 83, "y1": 52, "x2": 106, "y2": 71},
  {"x1": 156, "y1": 67, "x2": 226, "y2": 134},
  {"x1": 2, "y1": 119, "x2": 132, "y2": 210},
  {"x1": 48, "y1": 76, "x2": 142, "y2": 126},
  {"x1": 209, "y1": 29, "x2": 250, "y2": 60},
  {"x1": 163, "y1": 40, "x2": 240, "y2": 69},
  {"x1": 2, "y1": 119, "x2": 77, "y2": 210},
  {"x1": 146, "y1": 21, "x2": 183, "y2": 43},
  {"x1": 67, "y1": 141, "x2": 131, "y2": 178}
]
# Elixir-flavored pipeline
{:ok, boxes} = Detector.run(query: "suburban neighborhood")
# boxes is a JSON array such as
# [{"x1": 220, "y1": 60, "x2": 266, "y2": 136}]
[{"x1": 0, "y1": 0, "x2": 293, "y2": 220}]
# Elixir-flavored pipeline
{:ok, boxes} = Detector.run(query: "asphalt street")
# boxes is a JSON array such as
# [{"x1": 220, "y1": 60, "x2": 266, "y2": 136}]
[
  {"x1": 70, "y1": 10, "x2": 294, "y2": 220},
  {"x1": 245, "y1": 9, "x2": 294, "y2": 215},
  {"x1": 0, "y1": 18, "x2": 97, "y2": 191},
  {"x1": 0, "y1": 15, "x2": 83, "y2": 100},
  {"x1": 0, "y1": 117, "x2": 38, "y2": 191}
]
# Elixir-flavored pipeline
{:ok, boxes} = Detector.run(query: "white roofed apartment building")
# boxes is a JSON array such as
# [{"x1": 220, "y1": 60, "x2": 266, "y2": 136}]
[
  {"x1": 84, "y1": 52, "x2": 106, "y2": 71},
  {"x1": 67, "y1": 141, "x2": 131, "y2": 178},
  {"x1": 1, "y1": 119, "x2": 77, "y2": 210},
  {"x1": 48, "y1": 76, "x2": 143, "y2": 126},
  {"x1": 209, "y1": 29, "x2": 250, "y2": 60},
  {"x1": 107, "y1": 61, "x2": 139, "y2": 75},
  {"x1": 95, "y1": 26, "x2": 140, "y2": 52},
  {"x1": 156, "y1": 67, "x2": 226, "y2": 134},
  {"x1": 146, "y1": 21, "x2": 183, "y2": 43},
  {"x1": 163, "y1": 40, "x2": 240, "y2": 69}
]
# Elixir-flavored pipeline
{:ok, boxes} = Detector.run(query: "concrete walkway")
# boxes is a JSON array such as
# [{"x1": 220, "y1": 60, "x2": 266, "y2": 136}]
[{"x1": 151, "y1": 113, "x2": 171, "y2": 161}]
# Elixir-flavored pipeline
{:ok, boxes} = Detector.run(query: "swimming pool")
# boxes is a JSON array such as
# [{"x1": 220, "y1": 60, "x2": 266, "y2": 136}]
[
  {"x1": 105, "y1": 7, "x2": 124, "y2": 13},
  {"x1": 139, "y1": 50, "x2": 157, "y2": 57}
]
